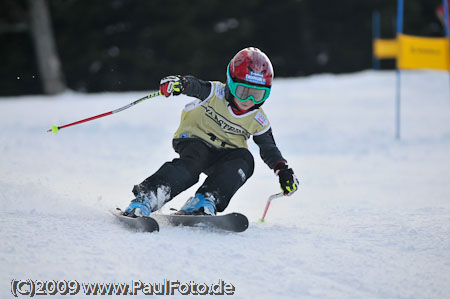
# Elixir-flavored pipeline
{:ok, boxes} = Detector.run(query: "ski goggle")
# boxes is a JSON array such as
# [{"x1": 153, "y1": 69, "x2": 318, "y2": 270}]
[{"x1": 226, "y1": 65, "x2": 271, "y2": 104}]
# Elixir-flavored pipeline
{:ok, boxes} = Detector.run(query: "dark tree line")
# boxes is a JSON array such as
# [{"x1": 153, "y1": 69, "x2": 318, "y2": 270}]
[{"x1": 0, "y1": 0, "x2": 445, "y2": 96}]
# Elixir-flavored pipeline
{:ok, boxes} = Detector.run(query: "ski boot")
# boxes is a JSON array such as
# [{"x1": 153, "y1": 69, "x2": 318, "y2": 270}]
[
  {"x1": 123, "y1": 194, "x2": 153, "y2": 217},
  {"x1": 176, "y1": 193, "x2": 216, "y2": 215}
]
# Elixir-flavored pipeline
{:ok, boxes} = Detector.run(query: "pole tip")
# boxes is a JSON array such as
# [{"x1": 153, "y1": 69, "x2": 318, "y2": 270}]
[{"x1": 258, "y1": 218, "x2": 265, "y2": 223}]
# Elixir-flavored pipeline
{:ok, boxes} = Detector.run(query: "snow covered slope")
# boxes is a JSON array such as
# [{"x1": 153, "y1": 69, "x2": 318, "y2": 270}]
[{"x1": 1, "y1": 70, "x2": 450, "y2": 298}]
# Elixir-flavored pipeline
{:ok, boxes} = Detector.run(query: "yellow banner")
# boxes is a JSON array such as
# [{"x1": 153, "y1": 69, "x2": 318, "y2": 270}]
[
  {"x1": 397, "y1": 34, "x2": 450, "y2": 71},
  {"x1": 373, "y1": 39, "x2": 398, "y2": 59}
]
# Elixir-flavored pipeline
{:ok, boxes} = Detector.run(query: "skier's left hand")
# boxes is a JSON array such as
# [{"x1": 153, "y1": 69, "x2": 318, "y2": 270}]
[{"x1": 274, "y1": 162, "x2": 299, "y2": 196}]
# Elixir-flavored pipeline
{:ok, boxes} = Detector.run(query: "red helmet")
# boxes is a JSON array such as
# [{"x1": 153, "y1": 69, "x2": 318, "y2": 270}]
[{"x1": 228, "y1": 47, "x2": 274, "y2": 88}]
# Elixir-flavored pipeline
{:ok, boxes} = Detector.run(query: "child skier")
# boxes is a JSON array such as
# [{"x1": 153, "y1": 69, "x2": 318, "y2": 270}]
[{"x1": 124, "y1": 47, "x2": 298, "y2": 217}]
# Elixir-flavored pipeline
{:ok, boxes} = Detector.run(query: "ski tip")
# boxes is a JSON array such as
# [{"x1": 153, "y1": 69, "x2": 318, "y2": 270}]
[
  {"x1": 110, "y1": 208, "x2": 160, "y2": 232},
  {"x1": 229, "y1": 213, "x2": 249, "y2": 232},
  {"x1": 109, "y1": 208, "x2": 124, "y2": 217}
]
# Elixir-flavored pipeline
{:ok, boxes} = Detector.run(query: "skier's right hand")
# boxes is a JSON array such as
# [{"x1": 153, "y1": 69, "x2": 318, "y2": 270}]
[
  {"x1": 160, "y1": 75, "x2": 187, "y2": 97},
  {"x1": 274, "y1": 162, "x2": 299, "y2": 196}
]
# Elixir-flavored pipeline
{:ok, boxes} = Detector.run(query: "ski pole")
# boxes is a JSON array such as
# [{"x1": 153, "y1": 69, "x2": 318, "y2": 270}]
[
  {"x1": 47, "y1": 90, "x2": 161, "y2": 133},
  {"x1": 259, "y1": 192, "x2": 284, "y2": 222}
]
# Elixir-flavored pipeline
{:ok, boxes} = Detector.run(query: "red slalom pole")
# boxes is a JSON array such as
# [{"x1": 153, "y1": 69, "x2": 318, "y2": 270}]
[
  {"x1": 47, "y1": 90, "x2": 161, "y2": 133},
  {"x1": 259, "y1": 192, "x2": 284, "y2": 222}
]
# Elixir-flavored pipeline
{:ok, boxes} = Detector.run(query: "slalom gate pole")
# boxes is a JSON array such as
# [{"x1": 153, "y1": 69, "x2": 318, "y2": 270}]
[
  {"x1": 395, "y1": 0, "x2": 404, "y2": 140},
  {"x1": 259, "y1": 192, "x2": 284, "y2": 223},
  {"x1": 47, "y1": 90, "x2": 161, "y2": 133}
]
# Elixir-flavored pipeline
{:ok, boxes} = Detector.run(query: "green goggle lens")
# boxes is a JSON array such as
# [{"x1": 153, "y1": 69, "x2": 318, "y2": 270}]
[{"x1": 227, "y1": 67, "x2": 271, "y2": 104}]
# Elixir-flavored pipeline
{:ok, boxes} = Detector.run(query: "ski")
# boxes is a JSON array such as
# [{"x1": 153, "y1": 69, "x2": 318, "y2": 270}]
[
  {"x1": 110, "y1": 208, "x2": 159, "y2": 233},
  {"x1": 152, "y1": 213, "x2": 249, "y2": 233}
]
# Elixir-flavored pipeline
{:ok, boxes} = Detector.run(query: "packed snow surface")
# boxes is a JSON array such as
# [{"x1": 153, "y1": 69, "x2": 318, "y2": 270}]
[{"x1": 1, "y1": 70, "x2": 450, "y2": 298}]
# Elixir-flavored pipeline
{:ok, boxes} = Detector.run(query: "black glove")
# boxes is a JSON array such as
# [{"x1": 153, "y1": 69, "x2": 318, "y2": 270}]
[
  {"x1": 159, "y1": 75, "x2": 188, "y2": 97},
  {"x1": 274, "y1": 162, "x2": 299, "y2": 196}
]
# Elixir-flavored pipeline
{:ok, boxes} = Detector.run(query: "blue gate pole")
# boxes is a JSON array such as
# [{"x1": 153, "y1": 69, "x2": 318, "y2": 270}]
[{"x1": 395, "y1": 0, "x2": 404, "y2": 140}]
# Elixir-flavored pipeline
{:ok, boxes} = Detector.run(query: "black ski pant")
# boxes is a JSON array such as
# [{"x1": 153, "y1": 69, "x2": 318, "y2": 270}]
[{"x1": 133, "y1": 139, "x2": 255, "y2": 212}]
